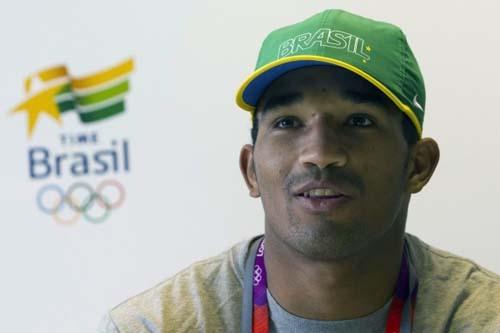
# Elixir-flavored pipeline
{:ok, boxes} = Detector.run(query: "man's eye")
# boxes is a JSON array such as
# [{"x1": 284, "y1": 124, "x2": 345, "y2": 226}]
[
  {"x1": 346, "y1": 115, "x2": 374, "y2": 127},
  {"x1": 273, "y1": 117, "x2": 300, "y2": 129}
]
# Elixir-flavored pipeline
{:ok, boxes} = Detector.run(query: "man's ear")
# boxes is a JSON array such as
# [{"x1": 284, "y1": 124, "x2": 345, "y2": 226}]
[
  {"x1": 239, "y1": 144, "x2": 260, "y2": 198},
  {"x1": 406, "y1": 138, "x2": 440, "y2": 193}
]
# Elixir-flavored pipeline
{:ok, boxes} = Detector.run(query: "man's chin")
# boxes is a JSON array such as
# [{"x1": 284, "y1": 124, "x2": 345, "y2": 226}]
[{"x1": 283, "y1": 223, "x2": 371, "y2": 262}]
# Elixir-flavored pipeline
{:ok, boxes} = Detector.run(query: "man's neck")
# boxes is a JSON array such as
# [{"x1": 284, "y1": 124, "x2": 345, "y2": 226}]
[{"x1": 263, "y1": 222, "x2": 406, "y2": 321}]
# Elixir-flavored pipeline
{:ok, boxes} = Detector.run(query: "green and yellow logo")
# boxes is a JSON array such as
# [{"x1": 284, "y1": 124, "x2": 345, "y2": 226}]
[{"x1": 11, "y1": 58, "x2": 134, "y2": 137}]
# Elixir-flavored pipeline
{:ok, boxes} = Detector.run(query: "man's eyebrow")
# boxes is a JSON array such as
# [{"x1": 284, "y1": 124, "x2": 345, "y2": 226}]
[
  {"x1": 339, "y1": 89, "x2": 392, "y2": 110},
  {"x1": 258, "y1": 92, "x2": 303, "y2": 120}
]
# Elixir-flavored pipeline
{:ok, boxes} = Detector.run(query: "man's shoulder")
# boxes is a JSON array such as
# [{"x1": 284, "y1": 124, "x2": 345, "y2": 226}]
[
  {"x1": 406, "y1": 232, "x2": 500, "y2": 284},
  {"x1": 105, "y1": 236, "x2": 261, "y2": 333},
  {"x1": 405, "y1": 233, "x2": 500, "y2": 332}
]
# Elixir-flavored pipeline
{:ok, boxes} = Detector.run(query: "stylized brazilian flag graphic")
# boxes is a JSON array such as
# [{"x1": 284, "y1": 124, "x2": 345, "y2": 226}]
[{"x1": 11, "y1": 58, "x2": 134, "y2": 137}]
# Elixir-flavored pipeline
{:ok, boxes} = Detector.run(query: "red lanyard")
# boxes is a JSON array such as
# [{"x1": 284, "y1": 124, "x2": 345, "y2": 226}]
[{"x1": 249, "y1": 238, "x2": 418, "y2": 333}]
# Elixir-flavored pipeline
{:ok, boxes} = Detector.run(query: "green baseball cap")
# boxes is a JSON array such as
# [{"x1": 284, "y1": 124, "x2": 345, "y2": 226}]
[{"x1": 235, "y1": 9, "x2": 425, "y2": 138}]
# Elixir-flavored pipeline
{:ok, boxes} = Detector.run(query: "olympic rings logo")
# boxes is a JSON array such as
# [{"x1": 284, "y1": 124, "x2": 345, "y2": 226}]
[
  {"x1": 253, "y1": 264, "x2": 263, "y2": 286},
  {"x1": 36, "y1": 179, "x2": 126, "y2": 225},
  {"x1": 256, "y1": 240, "x2": 265, "y2": 257}
]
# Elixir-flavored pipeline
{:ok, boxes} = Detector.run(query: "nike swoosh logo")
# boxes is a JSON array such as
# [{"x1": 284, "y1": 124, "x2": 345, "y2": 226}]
[{"x1": 413, "y1": 94, "x2": 424, "y2": 113}]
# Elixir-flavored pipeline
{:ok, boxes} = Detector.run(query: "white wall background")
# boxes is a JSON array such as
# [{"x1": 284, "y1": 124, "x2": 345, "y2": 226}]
[{"x1": 0, "y1": 0, "x2": 498, "y2": 332}]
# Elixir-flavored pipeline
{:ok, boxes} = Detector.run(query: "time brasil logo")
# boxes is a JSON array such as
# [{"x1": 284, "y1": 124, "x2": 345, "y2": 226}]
[{"x1": 10, "y1": 58, "x2": 134, "y2": 225}]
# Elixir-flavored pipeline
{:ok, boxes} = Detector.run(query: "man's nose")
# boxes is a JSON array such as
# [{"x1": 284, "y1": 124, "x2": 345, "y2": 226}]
[{"x1": 298, "y1": 118, "x2": 348, "y2": 170}]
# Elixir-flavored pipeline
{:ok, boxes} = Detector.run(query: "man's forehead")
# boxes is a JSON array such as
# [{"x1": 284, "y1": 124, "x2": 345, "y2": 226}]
[{"x1": 256, "y1": 66, "x2": 396, "y2": 118}]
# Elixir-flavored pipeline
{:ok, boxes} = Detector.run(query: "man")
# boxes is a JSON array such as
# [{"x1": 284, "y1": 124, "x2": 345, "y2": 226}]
[{"x1": 100, "y1": 9, "x2": 500, "y2": 333}]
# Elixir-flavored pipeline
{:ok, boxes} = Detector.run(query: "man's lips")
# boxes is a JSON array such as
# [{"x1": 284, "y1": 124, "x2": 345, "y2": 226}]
[
  {"x1": 294, "y1": 193, "x2": 350, "y2": 213},
  {"x1": 292, "y1": 180, "x2": 350, "y2": 197},
  {"x1": 292, "y1": 180, "x2": 352, "y2": 213}
]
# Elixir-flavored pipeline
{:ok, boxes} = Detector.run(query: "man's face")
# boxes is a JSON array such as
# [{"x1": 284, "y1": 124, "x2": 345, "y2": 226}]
[{"x1": 245, "y1": 65, "x2": 414, "y2": 261}]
